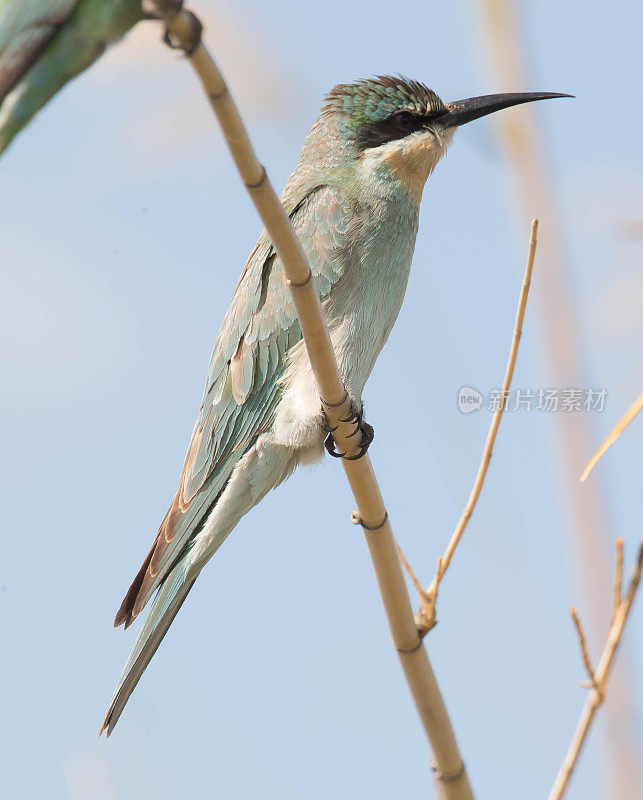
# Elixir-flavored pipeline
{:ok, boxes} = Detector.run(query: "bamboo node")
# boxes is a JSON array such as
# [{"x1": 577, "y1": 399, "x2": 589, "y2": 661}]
[
  {"x1": 432, "y1": 760, "x2": 466, "y2": 783},
  {"x1": 321, "y1": 390, "x2": 349, "y2": 408},
  {"x1": 396, "y1": 636, "x2": 423, "y2": 654},
  {"x1": 162, "y1": 9, "x2": 203, "y2": 57},
  {"x1": 208, "y1": 86, "x2": 229, "y2": 102},
  {"x1": 351, "y1": 510, "x2": 388, "y2": 531},
  {"x1": 285, "y1": 269, "x2": 312, "y2": 289},
  {"x1": 245, "y1": 165, "x2": 267, "y2": 190}
]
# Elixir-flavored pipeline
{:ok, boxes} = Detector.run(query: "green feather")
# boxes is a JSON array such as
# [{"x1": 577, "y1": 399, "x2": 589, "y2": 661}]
[
  {"x1": 323, "y1": 74, "x2": 445, "y2": 129},
  {"x1": 0, "y1": 0, "x2": 143, "y2": 154}
]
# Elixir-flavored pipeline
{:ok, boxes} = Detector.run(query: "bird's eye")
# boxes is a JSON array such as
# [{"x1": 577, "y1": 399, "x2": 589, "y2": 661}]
[
  {"x1": 392, "y1": 111, "x2": 417, "y2": 129},
  {"x1": 356, "y1": 110, "x2": 425, "y2": 149}
]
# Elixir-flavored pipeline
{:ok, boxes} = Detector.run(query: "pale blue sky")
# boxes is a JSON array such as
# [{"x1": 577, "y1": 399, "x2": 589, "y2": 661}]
[{"x1": 0, "y1": 1, "x2": 641, "y2": 798}]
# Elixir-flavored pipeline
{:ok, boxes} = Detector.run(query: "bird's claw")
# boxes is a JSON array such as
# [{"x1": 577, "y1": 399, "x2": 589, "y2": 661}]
[
  {"x1": 324, "y1": 406, "x2": 374, "y2": 460},
  {"x1": 343, "y1": 419, "x2": 375, "y2": 460}
]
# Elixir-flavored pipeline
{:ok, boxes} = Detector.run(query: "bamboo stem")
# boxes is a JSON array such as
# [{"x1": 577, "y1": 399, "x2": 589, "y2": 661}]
[
  {"x1": 149, "y1": 2, "x2": 473, "y2": 797},
  {"x1": 410, "y1": 220, "x2": 538, "y2": 635},
  {"x1": 548, "y1": 543, "x2": 643, "y2": 800}
]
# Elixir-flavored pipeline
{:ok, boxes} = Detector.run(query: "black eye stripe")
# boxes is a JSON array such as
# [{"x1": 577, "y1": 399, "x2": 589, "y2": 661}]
[
  {"x1": 393, "y1": 111, "x2": 416, "y2": 127},
  {"x1": 355, "y1": 111, "x2": 430, "y2": 150}
]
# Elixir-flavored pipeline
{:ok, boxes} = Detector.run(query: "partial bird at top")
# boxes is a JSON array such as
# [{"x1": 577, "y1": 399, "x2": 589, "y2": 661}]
[
  {"x1": 0, "y1": 0, "x2": 142, "y2": 155},
  {"x1": 98, "y1": 75, "x2": 571, "y2": 735}
]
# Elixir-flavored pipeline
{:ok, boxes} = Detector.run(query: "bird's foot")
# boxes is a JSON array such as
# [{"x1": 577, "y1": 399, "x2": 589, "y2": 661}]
[{"x1": 324, "y1": 406, "x2": 374, "y2": 461}]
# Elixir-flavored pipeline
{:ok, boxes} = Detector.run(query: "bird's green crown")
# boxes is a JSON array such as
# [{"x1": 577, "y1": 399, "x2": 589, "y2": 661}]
[
  {"x1": 322, "y1": 75, "x2": 446, "y2": 150},
  {"x1": 323, "y1": 75, "x2": 445, "y2": 128}
]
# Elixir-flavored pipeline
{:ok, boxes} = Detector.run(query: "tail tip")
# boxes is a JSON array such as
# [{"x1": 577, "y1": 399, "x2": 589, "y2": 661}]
[{"x1": 114, "y1": 608, "x2": 136, "y2": 629}]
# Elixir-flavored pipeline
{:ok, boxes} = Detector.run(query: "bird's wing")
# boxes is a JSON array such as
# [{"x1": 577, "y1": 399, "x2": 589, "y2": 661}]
[
  {"x1": 0, "y1": 0, "x2": 78, "y2": 102},
  {"x1": 115, "y1": 183, "x2": 352, "y2": 627}
]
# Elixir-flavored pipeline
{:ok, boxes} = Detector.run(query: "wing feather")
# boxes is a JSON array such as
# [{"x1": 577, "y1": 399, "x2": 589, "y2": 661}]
[
  {"x1": 115, "y1": 184, "x2": 352, "y2": 627},
  {"x1": 0, "y1": 0, "x2": 78, "y2": 101}
]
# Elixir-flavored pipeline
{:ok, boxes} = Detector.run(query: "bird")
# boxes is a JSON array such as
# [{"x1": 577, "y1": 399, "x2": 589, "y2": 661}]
[
  {"x1": 0, "y1": 0, "x2": 143, "y2": 155},
  {"x1": 101, "y1": 75, "x2": 570, "y2": 735}
]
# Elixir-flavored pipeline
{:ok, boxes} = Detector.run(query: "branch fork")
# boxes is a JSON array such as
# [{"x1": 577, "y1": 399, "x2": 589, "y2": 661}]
[
  {"x1": 399, "y1": 220, "x2": 539, "y2": 637},
  {"x1": 548, "y1": 540, "x2": 643, "y2": 800}
]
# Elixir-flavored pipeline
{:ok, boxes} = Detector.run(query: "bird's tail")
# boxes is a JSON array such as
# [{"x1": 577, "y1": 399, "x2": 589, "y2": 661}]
[
  {"x1": 101, "y1": 439, "x2": 295, "y2": 735},
  {"x1": 100, "y1": 552, "x2": 196, "y2": 737}
]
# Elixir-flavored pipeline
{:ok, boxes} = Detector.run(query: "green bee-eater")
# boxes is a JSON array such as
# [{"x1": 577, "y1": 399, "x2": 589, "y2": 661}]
[{"x1": 100, "y1": 76, "x2": 569, "y2": 734}]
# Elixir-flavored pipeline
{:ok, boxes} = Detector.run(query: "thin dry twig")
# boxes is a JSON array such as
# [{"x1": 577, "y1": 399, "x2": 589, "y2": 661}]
[
  {"x1": 581, "y1": 392, "x2": 643, "y2": 482},
  {"x1": 395, "y1": 542, "x2": 430, "y2": 602},
  {"x1": 548, "y1": 542, "x2": 643, "y2": 800},
  {"x1": 569, "y1": 607, "x2": 596, "y2": 688},
  {"x1": 613, "y1": 538, "x2": 623, "y2": 625},
  {"x1": 149, "y1": 2, "x2": 473, "y2": 797},
  {"x1": 474, "y1": 4, "x2": 642, "y2": 795},
  {"x1": 408, "y1": 219, "x2": 538, "y2": 636}
]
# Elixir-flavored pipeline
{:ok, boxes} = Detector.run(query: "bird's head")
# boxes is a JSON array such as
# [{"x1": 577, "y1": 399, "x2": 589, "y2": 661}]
[{"x1": 322, "y1": 76, "x2": 571, "y2": 200}]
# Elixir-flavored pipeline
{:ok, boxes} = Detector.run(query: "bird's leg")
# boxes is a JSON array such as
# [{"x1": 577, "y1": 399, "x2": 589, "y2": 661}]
[{"x1": 323, "y1": 404, "x2": 375, "y2": 460}]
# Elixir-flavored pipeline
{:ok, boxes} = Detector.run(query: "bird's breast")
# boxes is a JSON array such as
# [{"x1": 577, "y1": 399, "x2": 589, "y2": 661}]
[
  {"x1": 272, "y1": 185, "x2": 420, "y2": 453},
  {"x1": 325, "y1": 194, "x2": 420, "y2": 398}
]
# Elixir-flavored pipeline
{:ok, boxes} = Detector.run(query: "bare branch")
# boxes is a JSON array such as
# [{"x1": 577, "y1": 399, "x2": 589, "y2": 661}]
[
  {"x1": 581, "y1": 393, "x2": 643, "y2": 482},
  {"x1": 613, "y1": 538, "x2": 623, "y2": 624},
  {"x1": 569, "y1": 607, "x2": 596, "y2": 687},
  {"x1": 548, "y1": 542, "x2": 643, "y2": 800},
  {"x1": 475, "y1": 2, "x2": 642, "y2": 792},
  {"x1": 396, "y1": 542, "x2": 430, "y2": 602},
  {"x1": 415, "y1": 220, "x2": 538, "y2": 635},
  {"x1": 148, "y1": 3, "x2": 473, "y2": 796}
]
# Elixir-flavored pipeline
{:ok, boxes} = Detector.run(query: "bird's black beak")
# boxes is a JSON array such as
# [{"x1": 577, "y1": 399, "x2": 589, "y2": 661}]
[{"x1": 439, "y1": 92, "x2": 573, "y2": 127}]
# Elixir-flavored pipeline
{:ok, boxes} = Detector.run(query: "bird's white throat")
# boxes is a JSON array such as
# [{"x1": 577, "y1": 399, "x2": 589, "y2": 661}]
[{"x1": 361, "y1": 127, "x2": 455, "y2": 203}]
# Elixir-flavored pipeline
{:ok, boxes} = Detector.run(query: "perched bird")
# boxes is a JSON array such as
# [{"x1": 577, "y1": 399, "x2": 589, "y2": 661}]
[
  {"x1": 0, "y1": 0, "x2": 142, "y2": 154},
  {"x1": 101, "y1": 76, "x2": 569, "y2": 734}
]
